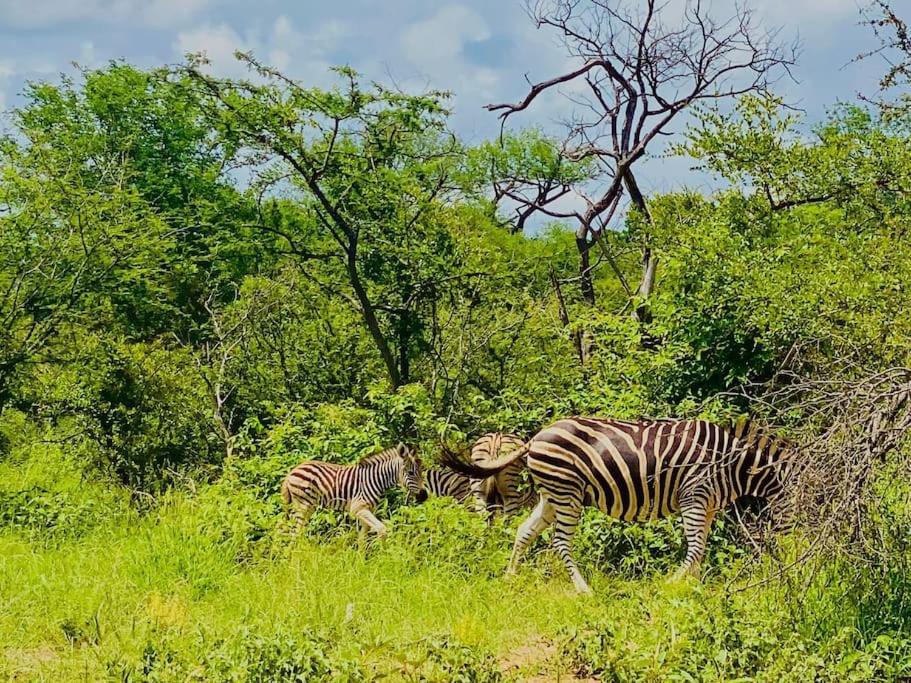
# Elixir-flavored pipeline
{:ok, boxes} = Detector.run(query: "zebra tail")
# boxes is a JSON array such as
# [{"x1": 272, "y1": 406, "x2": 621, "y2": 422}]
[{"x1": 440, "y1": 441, "x2": 531, "y2": 477}]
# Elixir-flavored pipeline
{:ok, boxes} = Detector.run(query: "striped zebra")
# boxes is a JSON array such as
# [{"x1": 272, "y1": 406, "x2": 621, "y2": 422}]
[
  {"x1": 281, "y1": 443, "x2": 427, "y2": 540},
  {"x1": 424, "y1": 467, "x2": 472, "y2": 502},
  {"x1": 469, "y1": 433, "x2": 534, "y2": 515},
  {"x1": 443, "y1": 417, "x2": 796, "y2": 594}
]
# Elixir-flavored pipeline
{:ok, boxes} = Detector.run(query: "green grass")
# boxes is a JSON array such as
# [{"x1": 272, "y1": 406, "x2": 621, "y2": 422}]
[{"x1": 3, "y1": 447, "x2": 911, "y2": 681}]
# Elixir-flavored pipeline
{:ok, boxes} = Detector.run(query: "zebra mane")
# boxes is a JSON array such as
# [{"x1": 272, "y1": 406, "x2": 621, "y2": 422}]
[
  {"x1": 356, "y1": 444, "x2": 407, "y2": 465},
  {"x1": 729, "y1": 416, "x2": 794, "y2": 455}
]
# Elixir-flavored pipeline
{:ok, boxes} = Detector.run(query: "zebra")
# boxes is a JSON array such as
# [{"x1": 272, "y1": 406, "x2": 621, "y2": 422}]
[
  {"x1": 424, "y1": 467, "x2": 472, "y2": 502},
  {"x1": 281, "y1": 443, "x2": 427, "y2": 540},
  {"x1": 469, "y1": 433, "x2": 535, "y2": 516},
  {"x1": 443, "y1": 417, "x2": 797, "y2": 594}
]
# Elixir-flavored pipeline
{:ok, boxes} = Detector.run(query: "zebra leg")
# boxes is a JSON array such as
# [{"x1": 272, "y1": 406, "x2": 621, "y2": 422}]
[
  {"x1": 674, "y1": 503, "x2": 716, "y2": 580},
  {"x1": 352, "y1": 508, "x2": 388, "y2": 538},
  {"x1": 288, "y1": 503, "x2": 314, "y2": 535},
  {"x1": 507, "y1": 496, "x2": 555, "y2": 576},
  {"x1": 501, "y1": 476, "x2": 521, "y2": 516},
  {"x1": 551, "y1": 501, "x2": 590, "y2": 594},
  {"x1": 470, "y1": 477, "x2": 494, "y2": 517}
]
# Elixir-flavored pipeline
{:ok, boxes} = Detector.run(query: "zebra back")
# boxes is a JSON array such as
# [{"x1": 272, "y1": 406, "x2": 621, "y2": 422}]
[{"x1": 528, "y1": 416, "x2": 793, "y2": 520}]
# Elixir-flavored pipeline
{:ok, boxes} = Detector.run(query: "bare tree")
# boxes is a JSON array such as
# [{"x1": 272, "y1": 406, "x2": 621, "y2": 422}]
[
  {"x1": 489, "y1": 0, "x2": 795, "y2": 311},
  {"x1": 858, "y1": 1, "x2": 911, "y2": 114},
  {"x1": 189, "y1": 287, "x2": 275, "y2": 463}
]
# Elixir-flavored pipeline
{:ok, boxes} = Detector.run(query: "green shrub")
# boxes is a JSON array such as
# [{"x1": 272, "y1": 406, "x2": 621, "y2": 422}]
[
  {"x1": 559, "y1": 593, "x2": 911, "y2": 682},
  {"x1": 110, "y1": 627, "x2": 370, "y2": 682},
  {"x1": 379, "y1": 498, "x2": 514, "y2": 578},
  {"x1": 395, "y1": 636, "x2": 503, "y2": 683},
  {"x1": 63, "y1": 339, "x2": 216, "y2": 492},
  {"x1": 0, "y1": 487, "x2": 106, "y2": 539}
]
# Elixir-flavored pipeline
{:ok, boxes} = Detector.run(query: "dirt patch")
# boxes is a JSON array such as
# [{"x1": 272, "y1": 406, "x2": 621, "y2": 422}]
[
  {"x1": 4, "y1": 646, "x2": 58, "y2": 679},
  {"x1": 500, "y1": 638, "x2": 599, "y2": 682}
]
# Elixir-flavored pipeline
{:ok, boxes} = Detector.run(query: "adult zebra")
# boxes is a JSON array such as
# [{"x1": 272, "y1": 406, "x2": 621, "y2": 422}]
[
  {"x1": 281, "y1": 444, "x2": 427, "y2": 539},
  {"x1": 443, "y1": 417, "x2": 797, "y2": 594},
  {"x1": 469, "y1": 433, "x2": 534, "y2": 515}
]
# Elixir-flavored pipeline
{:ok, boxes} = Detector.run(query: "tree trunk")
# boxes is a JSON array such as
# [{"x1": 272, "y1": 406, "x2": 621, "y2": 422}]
[
  {"x1": 575, "y1": 233, "x2": 596, "y2": 306},
  {"x1": 623, "y1": 169, "x2": 650, "y2": 222},
  {"x1": 346, "y1": 249, "x2": 402, "y2": 389},
  {"x1": 550, "y1": 267, "x2": 585, "y2": 364},
  {"x1": 624, "y1": 170, "x2": 656, "y2": 324},
  {"x1": 398, "y1": 320, "x2": 410, "y2": 386}
]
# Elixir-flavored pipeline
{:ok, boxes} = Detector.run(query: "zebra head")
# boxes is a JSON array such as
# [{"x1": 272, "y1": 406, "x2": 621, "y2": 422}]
[
  {"x1": 396, "y1": 444, "x2": 427, "y2": 503},
  {"x1": 744, "y1": 435, "x2": 800, "y2": 530}
]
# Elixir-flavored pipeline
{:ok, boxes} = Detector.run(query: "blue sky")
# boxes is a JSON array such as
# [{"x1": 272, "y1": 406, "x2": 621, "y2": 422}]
[{"x1": 0, "y1": 0, "x2": 889, "y2": 197}]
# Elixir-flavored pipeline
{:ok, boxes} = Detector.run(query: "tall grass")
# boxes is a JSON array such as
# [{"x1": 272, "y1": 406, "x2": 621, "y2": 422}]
[{"x1": 3, "y1": 444, "x2": 911, "y2": 681}]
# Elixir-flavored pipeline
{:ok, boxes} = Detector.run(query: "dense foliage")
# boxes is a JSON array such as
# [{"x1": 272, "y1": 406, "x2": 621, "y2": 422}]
[{"x1": 4, "y1": 15, "x2": 911, "y2": 677}]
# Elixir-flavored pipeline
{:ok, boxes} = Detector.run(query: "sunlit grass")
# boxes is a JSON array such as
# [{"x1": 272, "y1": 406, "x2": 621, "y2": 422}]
[{"x1": 2, "y1": 455, "x2": 909, "y2": 681}]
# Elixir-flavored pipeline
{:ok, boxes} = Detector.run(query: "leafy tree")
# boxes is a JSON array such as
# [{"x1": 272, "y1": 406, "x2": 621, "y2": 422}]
[
  {"x1": 0, "y1": 93, "x2": 169, "y2": 404},
  {"x1": 181, "y1": 55, "x2": 468, "y2": 390},
  {"x1": 13, "y1": 64, "x2": 262, "y2": 340}
]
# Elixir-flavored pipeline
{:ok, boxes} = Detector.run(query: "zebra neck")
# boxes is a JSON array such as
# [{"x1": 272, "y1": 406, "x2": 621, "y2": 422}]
[{"x1": 358, "y1": 457, "x2": 400, "y2": 493}]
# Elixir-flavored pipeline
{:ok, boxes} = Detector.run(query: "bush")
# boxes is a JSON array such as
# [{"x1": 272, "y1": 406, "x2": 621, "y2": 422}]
[
  {"x1": 226, "y1": 402, "x2": 389, "y2": 499},
  {"x1": 62, "y1": 338, "x2": 216, "y2": 492},
  {"x1": 394, "y1": 636, "x2": 503, "y2": 683},
  {"x1": 227, "y1": 388, "x2": 450, "y2": 502},
  {"x1": 379, "y1": 498, "x2": 514, "y2": 578},
  {"x1": 573, "y1": 509, "x2": 750, "y2": 579},
  {"x1": 0, "y1": 487, "x2": 106, "y2": 540},
  {"x1": 558, "y1": 585, "x2": 911, "y2": 682}
]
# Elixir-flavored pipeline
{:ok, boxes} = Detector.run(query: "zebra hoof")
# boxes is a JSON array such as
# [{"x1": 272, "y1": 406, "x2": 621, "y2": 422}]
[
  {"x1": 573, "y1": 582, "x2": 594, "y2": 596},
  {"x1": 667, "y1": 569, "x2": 699, "y2": 585}
]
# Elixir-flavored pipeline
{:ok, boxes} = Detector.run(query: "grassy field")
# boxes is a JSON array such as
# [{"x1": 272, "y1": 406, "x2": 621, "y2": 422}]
[{"x1": 3, "y1": 444, "x2": 911, "y2": 682}]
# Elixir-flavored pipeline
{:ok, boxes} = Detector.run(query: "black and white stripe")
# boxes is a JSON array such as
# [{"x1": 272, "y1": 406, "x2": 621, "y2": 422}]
[
  {"x1": 469, "y1": 433, "x2": 534, "y2": 515},
  {"x1": 424, "y1": 467, "x2": 472, "y2": 502},
  {"x1": 444, "y1": 417, "x2": 795, "y2": 593},
  {"x1": 281, "y1": 444, "x2": 427, "y2": 539}
]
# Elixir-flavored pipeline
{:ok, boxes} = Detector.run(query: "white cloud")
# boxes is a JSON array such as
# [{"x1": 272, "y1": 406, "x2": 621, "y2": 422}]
[
  {"x1": 175, "y1": 23, "x2": 251, "y2": 76},
  {"x1": 0, "y1": 0, "x2": 211, "y2": 29},
  {"x1": 400, "y1": 5, "x2": 490, "y2": 65},
  {"x1": 0, "y1": 60, "x2": 12, "y2": 113},
  {"x1": 174, "y1": 16, "x2": 348, "y2": 83},
  {"x1": 397, "y1": 4, "x2": 502, "y2": 103},
  {"x1": 141, "y1": 0, "x2": 211, "y2": 28}
]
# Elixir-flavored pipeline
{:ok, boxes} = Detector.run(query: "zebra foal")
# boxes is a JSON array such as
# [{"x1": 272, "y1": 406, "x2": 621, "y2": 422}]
[
  {"x1": 281, "y1": 444, "x2": 427, "y2": 539},
  {"x1": 444, "y1": 417, "x2": 797, "y2": 594}
]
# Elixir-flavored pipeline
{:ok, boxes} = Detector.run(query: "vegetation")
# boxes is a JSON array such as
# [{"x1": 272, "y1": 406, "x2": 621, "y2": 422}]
[{"x1": 5, "y1": 1, "x2": 911, "y2": 679}]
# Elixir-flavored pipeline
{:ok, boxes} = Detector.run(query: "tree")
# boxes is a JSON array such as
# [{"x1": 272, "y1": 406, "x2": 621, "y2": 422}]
[
  {"x1": 488, "y1": 0, "x2": 795, "y2": 311},
  {"x1": 859, "y1": 2, "x2": 911, "y2": 116},
  {"x1": 0, "y1": 89, "x2": 170, "y2": 405},
  {"x1": 467, "y1": 131, "x2": 594, "y2": 234},
  {"x1": 11, "y1": 64, "x2": 262, "y2": 341},
  {"x1": 181, "y1": 56, "x2": 465, "y2": 390}
]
